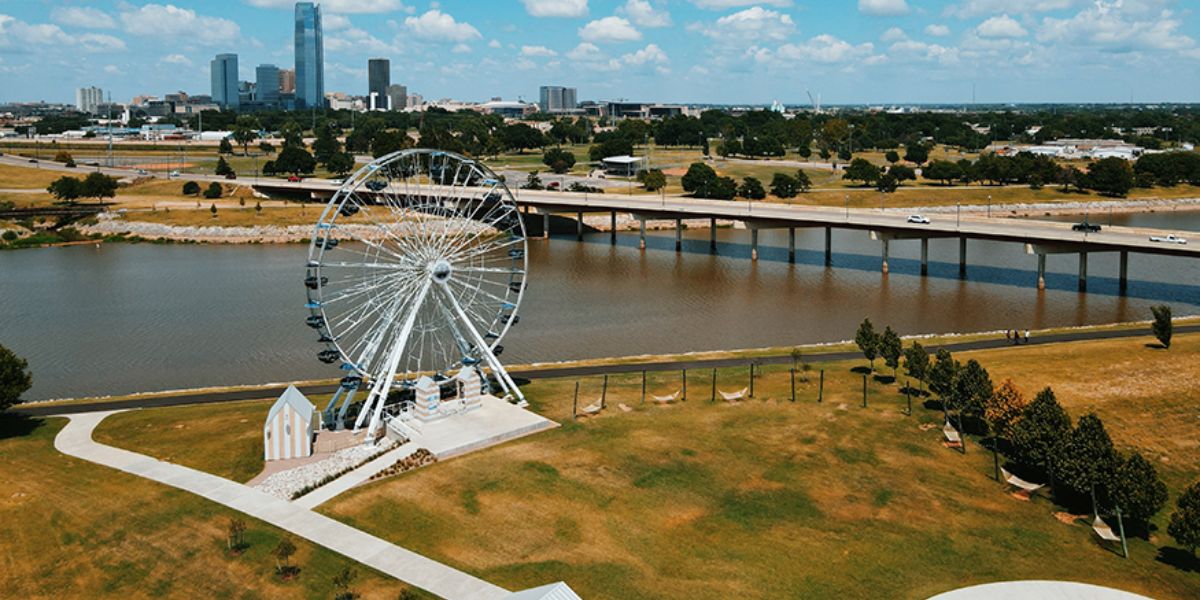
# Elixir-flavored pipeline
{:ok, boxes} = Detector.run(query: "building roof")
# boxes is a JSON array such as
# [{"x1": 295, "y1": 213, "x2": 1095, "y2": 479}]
[
  {"x1": 266, "y1": 384, "x2": 315, "y2": 425},
  {"x1": 601, "y1": 155, "x2": 644, "y2": 165},
  {"x1": 505, "y1": 582, "x2": 582, "y2": 600}
]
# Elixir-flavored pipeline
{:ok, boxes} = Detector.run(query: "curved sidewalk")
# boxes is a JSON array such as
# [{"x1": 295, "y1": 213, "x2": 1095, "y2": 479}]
[
  {"x1": 928, "y1": 580, "x2": 1153, "y2": 599},
  {"x1": 54, "y1": 411, "x2": 511, "y2": 600}
]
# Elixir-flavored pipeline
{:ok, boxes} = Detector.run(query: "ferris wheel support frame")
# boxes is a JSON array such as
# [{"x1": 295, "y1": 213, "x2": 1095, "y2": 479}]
[
  {"x1": 436, "y1": 280, "x2": 528, "y2": 407},
  {"x1": 354, "y1": 279, "x2": 432, "y2": 434}
]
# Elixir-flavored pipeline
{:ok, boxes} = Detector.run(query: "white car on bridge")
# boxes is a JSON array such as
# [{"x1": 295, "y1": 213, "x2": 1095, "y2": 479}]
[
  {"x1": 907, "y1": 214, "x2": 931, "y2": 224},
  {"x1": 1149, "y1": 234, "x2": 1188, "y2": 244}
]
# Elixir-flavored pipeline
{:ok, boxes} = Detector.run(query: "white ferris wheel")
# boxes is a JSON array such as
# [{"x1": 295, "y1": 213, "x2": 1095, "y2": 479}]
[{"x1": 304, "y1": 149, "x2": 528, "y2": 436}]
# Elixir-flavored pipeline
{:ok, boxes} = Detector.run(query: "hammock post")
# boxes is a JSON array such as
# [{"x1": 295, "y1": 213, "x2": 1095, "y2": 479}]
[
  {"x1": 572, "y1": 381, "x2": 579, "y2": 419},
  {"x1": 1116, "y1": 507, "x2": 1129, "y2": 559},
  {"x1": 710, "y1": 369, "x2": 716, "y2": 402},
  {"x1": 818, "y1": 370, "x2": 824, "y2": 403},
  {"x1": 992, "y1": 440, "x2": 1000, "y2": 482},
  {"x1": 749, "y1": 363, "x2": 755, "y2": 397},
  {"x1": 790, "y1": 367, "x2": 796, "y2": 402},
  {"x1": 641, "y1": 370, "x2": 646, "y2": 403},
  {"x1": 905, "y1": 380, "x2": 912, "y2": 416},
  {"x1": 682, "y1": 369, "x2": 687, "y2": 401},
  {"x1": 862, "y1": 374, "x2": 868, "y2": 408},
  {"x1": 601, "y1": 374, "x2": 608, "y2": 409}
]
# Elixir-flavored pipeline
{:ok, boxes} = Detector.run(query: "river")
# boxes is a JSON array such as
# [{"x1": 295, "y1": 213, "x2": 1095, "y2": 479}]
[{"x1": 3, "y1": 211, "x2": 1200, "y2": 400}]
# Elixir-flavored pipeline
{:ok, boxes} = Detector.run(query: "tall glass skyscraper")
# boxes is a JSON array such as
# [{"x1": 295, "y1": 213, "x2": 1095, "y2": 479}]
[
  {"x1": 211, "y1": 53, "x2": 239, "y2": 109},
  {"x1": 368, "y1": 58, "x2": 390, "y2": 110},
  {"x1": 256, "y1": 64, "x2": 280, "y2": 105},
  {"x1": 294, "y1": 2, "x2": 324, "y2": 109}
]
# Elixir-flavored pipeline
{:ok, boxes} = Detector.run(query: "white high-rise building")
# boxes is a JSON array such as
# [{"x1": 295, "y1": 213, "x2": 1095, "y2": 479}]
[{"x1": 76, "y1": 86, "x2": 104, "y2": 114}]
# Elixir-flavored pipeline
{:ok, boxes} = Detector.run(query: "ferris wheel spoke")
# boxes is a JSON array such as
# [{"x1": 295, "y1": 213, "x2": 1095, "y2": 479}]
[{"x1": 446, "y1": 236, "x2": 524, "y2": 265}]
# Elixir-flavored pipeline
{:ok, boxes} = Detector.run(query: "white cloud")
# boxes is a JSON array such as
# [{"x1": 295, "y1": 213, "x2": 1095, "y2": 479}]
[
  {"x1": 620, "y1": 0, "x2": 671, "y2": 28},
  {"x1": 888, "y1": 39, "x2": 961, "y2": 64},
  {"x1": 521, "y1": 0, "x2": 588, "y2": 18},
  {"x1": 881, "y1": 27, "x2": 906, "y2": 42},
  {"x1": 622, "y1": 43, "x2": 668, "y2": 65},
  {"x1": 925, "y1": 24, "x2": 951, "y2": 36},
  {"x1": 1037, "y1": 2, "x2": 1195, "y2": 52},
  {"x1": 700, "y1": 7, "x2": 795, "y2": 43},
  {"x1": 244, "y1": 0, "x2": 406, "y2": 14},
  {"x1": 946, "y1": 0, "x2": 1078, "y2": 19},
  {"x1": 515, "y1": 58, "x2": 537, "y2": 70},
  {"x1": 521, "y1": 45, "x2": 558, "y2": 57},
  {"x1": 79, "y1": 34, "x2": 127, "y2": 52},
  {"x1": 161, "y1": 54, "x2": 193, "y2": 66},
  {"x1": 977, "y1": 14, "x2": 1028, "y2": 38},
  {"x1": 488, "y1": 39, "x2": 502, "y2": 48},
  {"x1": 859, "y1": 0, "x2": 910, "y2": 16},
  {"x1": 51, "y1": 7, "x2": 116, "y2": 29},
  {"x1": 690, "y1": 0, "x2": 791, "y2": 9},
  {"x1": 403, "y1": 10, "x2": 481, "y2": 42},
  {"x1": 579, "y1": 16, "x2": 641, "y2": 43},
  {"x1": 452, "y1": 43, "x2": 472, "y2": 54},
  {"x1": 326, "y1": 27, "x2": 394, "y2": 53},
  {"x1": 775, "y1": 34, "x2": 877, "y2": 64},
  {"x1": 0, "y1": 15, "x2": 125, "y2": 52},
  {"x1": 103, "y1": 64, "x2": 123, "y2": 75},
  {"x1": 323, "y1": 14, "x2": 352, "y2": 30},
  {"x1": 566, "y1": 42, "x2": 604, "y2": 60},
  {"x1": 120, "y1": 4, "x2": 240, "y2": 45}
]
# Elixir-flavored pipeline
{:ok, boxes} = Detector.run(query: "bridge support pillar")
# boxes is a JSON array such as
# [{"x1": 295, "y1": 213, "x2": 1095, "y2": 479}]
[
  {"x1": 958, "y1": 237, "x2": 967, "y2": 278},
  {"x1": 750, "y1": 228, "x2": 759, "y2": 261},
  {"x1": 881, "y1": 239, "x2": 890, "y2": 274},
  {"x1": 824, "y1": 227, "x2": 832, "y2": 266},
  {"x1": 1119, "y1": 251, "x2": 1128, "y2": 294},
  {"x1": 788, "y1": 228, "x2": 796, "y2": 263},
  {"x1": 1078, "y1": 252, "x2": 1088, "y2": 292},
  {"x1": 710, "y1": 218, "x2": 717, "y2": 253},
  {"x1": 1037, "y1": 253, "x2": 1046, "y2": 290},
  {"x1": 639, "y1": 218, "x2": 646, "y2": 250},
  {"x1": 610, "y1": 211, "x2": 617, "y2": 245},
  {"x1": 542, "y1": 212, "x2": 550, "y2": 239},
  {"x1": 920, "y1": 238, "x2": 929, "y2": 276},
  {"x1": 577, "y1": 211, "x2": 584, "y2": 241},
  {"x1": 674, "y1": 219, "x2": 682, "y2": 252}
]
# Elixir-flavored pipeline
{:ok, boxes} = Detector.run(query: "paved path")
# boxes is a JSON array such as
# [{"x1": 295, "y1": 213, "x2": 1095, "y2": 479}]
[
  {"x1": 54, "y1": 411, "x2": 511, "y2": 600},
  {"x1": 927, "y1": 580, "x2": 1152, "y2": 600},
  {"x1": 292, "y1": 442, "x2": 420, "y2": 510},
  {"x1": 20, "y1": 323, "x2": 1197, "y2": 418}
]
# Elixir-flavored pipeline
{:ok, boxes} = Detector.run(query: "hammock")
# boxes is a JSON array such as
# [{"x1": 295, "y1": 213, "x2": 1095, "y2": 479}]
[
  {"x1": 1001, "y1": 467, "x2": 1045, "y2": 496},
  {"x1": 580, "y1": 399, "x2": 604, "y2": 416},
  {"x1": 719, "y1": 387, "x2": 749, "y2": 402},
  {"x1": 942, "y1": 420, "x2": 962, "y2": 445},
  {"x1": 1093, "y1": 516, "x2": 1122, "y2": 542},
  {"x1": 651, "y1": 390, "x2": 681, "y2": 404}
]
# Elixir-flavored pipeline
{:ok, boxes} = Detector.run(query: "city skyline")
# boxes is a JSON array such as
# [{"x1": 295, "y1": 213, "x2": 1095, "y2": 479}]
[{"x1": 1, "y1": 1, "x2": 1199, "y2": 106}]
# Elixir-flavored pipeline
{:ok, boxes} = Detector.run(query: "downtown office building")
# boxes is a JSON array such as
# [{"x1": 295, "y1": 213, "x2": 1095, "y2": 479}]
[{"x1": 294, "y1": 2, "x2": 325, "y2": 108}]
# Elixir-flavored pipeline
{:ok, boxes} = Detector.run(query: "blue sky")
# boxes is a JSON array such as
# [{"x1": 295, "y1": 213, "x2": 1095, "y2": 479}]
[{"x1": 1, "y1": 0, "x2": 1198, "y2": 105}]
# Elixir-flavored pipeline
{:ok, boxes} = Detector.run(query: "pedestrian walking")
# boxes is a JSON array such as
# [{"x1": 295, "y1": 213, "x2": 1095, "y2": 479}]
[
  {"x1": 1024, "y1": 330, "x2": 1030, "y2": 344},
  {"x1": 1005, "y1": 329, "x2": 1011, "y2": 343}
]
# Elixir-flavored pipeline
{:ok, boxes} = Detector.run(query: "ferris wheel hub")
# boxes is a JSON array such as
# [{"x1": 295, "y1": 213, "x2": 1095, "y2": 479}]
[{"x1": 429, "y1": 259, "x2": 453, "y2": 282}]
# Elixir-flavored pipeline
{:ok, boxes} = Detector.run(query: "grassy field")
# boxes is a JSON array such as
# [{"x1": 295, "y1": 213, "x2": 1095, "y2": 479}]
[
  {"x1": 87, "y1": 330, "x2": 1200, "y2": 599},
  {"x1": 0, "y1": 163, "x2": 71, "y2": 189},
  {"x1": 0, "y1": 416, "x2": 421, "y2": 599}
]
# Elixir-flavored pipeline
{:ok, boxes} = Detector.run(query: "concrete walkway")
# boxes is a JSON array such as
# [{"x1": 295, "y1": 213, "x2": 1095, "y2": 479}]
[
  {"x1": 54, "y1": 411, "x2": 511, "y2": 600},
  {"x1": 293, "y1": 441, "x2": 420, "y2": 510},
  {"x1": 927, "y1": 580, "x2": 1153, "y2": 600}
]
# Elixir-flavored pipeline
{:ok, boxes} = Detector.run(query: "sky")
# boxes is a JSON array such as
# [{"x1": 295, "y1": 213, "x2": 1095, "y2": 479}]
[{"x1": 0, "y1": 0, "x2": 1198, "y2": 106}]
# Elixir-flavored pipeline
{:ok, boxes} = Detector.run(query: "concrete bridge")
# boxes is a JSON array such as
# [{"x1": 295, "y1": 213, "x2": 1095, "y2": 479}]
[{"x1": 252, "y1": 179, "x2": 1199, "y2": 293}]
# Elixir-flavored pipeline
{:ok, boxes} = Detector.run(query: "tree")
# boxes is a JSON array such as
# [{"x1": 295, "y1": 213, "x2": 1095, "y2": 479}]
[
  {"x1": 1009, "y1": 387, "x2": 1072, "y2": 477},
  {"x1": 1168, "y1": 481, "x2": 1200, "y2": 557},
  {"x1": 843, "y1": 158, "x2": 881, "y2": 185},
  {"x1": 924, "y1": 160, "x2": 963, "y2": 185},
  {"x1": 326, "y1": 152, "x2": 355, "y2": 177},
  {"x1": 681, "y1": 162, "x2": 717, "y2": 195},
  {"x1": 542, "y1": 148, "x2": 576, "y2": 174},
  {"x1": 949, "y1": 359, "x2": 993, "y2": 418},
  {"x1": 889, "y1": 165, "x2": 916, "y2": 183},
  {"x1": 878, "y1": 327, "x2": 902, "y2": 378},
  {"x1": 47, "y1": 176, "x2": 83, "y2": 204},
  {"x1": 770, "y1": 173, "x2": 799, "y2": 198},
  {"x1": 370, "y1": 130, "x2": 410, "y2": 158},
  {"x1": 274, "y1": 146, "x2": 317, "y2": 176},
  {"x1": 903, "y1": 342, "x2": 929, "y2": 386},
  {"x1": 273, "y1": 536, "x2": 297, "y2": 576},
  {"x1": 255, "y1": 201, "x2": 262, "y2": 215},
  {"x1": 209, "y1": 203, "x2": 218, "y2": 218},
  {"x1": 738, "y1": 176, "x2": 766, "y2": 200},
  {"x1": 258, "y1": 141, "x2": 275, "y2": 155},
  {"x1": 1151, "y1": 304, "x2": 1172, "y2": 348},
  {"x1": 875, "y1": 172, "x2": 899, "y2": 193},
  {"x1": 333, "y1": 566, "x2": 359, "y2": 600},
  {"x1": 231, "y1": 115, "x2": 260, "y2": 155},
  {"x1": 885, "y1": 150, "x2": 900, "y2": 164},
  {"x1": 794, "y1": 169, "x2": 812, "y2": 192},
  {"x1": 1105, "y1": 451, "x2": 1168, "y2": 528},
  {"x1": 54, "y1": 150, "x2": 75, "y2": 167},
  {"x1": 500, "y1": 123, "x2": 546, "y2": 153},
  {"x1": 215, "y1": 156, "x2": 235, "y2": 177},
  {"x1": 204, "y1": 182, "x2": 223, "y2": 199},
  {"x1": 707, "y1": 176, "x2": 738, "y2": 200},
  {"x1": 638, "y1": 168, "x2": 666, "y2": 192},
  {"x1": 0, "y1": 344, "x2": 33, "y2": 412},
  {"x1": 227, "y1": 518, "x2": 247, "y2": 552},
  {"x1": 985, "y1": 379, "x2": 1028, "y2": 440},
  {"x1": 588, "y1": 136, "x2": 634, "y2": 161},
  {"x1": 1084, "y1": 157, "x2": 1134, "y2": 197},
  {"x1": 218, "y1": 137, "x2": 234, "y2": 155},
  {"x1": 81, "y1": 172, "x2": 118, "y2": 202},
  {"x1": 262, "y1": 160, "x2": 276, "y2": 176},
  {"x1": 279, "y1": 120, "x2": 304, "y2": 149},
  {"x1": 1055, "y1": 413, "x2": 1119, "y2": 501},
  {"x1": 928, "y1": 349, "x2": 958, "y2": 401},
  {"x1": 182, "y1": 181, "x2": 201, "y2": 196},
  {"x1": 855, "y1": 318, "x2": 880, "y2": 372},
  {"x1": 903, "y1": 143, "x2": 930, "y2": 165},
  {"x1": 521, "y1": 170, "x2": 544, "y2": 190},
  {"x1": 312, "y1": 122, "x2": 342, "y2": 165}
]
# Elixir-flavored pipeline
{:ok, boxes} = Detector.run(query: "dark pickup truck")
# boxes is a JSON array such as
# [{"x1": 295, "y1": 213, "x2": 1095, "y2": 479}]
[{"x1": 1072, "y1": 221, "x2": 1101, "y2": 233}]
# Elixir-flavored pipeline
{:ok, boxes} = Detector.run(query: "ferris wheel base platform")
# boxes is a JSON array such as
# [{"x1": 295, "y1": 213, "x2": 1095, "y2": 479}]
[{"x1": 404, "y1": 395, "x2": 558, "y2": 461}]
